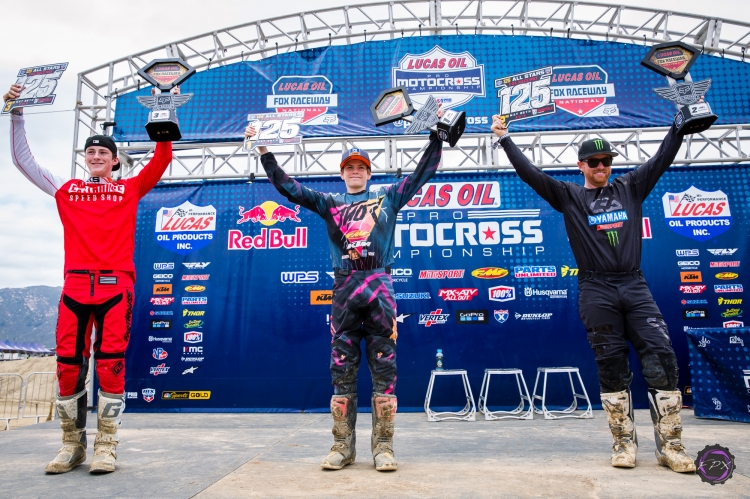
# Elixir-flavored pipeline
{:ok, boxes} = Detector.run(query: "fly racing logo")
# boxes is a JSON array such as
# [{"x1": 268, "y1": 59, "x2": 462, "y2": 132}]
[
  {"x1": 707, "y1": 248, "x2": 738, "y2": 256},
  {"x1": 606, "y1": 231, "x2": 619, "y2": 246}
]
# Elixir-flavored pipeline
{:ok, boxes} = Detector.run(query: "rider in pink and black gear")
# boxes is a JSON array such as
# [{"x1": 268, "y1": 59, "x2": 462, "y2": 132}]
[{"x1": 246, "y1": 125, "x2": 442, "y2": 472}]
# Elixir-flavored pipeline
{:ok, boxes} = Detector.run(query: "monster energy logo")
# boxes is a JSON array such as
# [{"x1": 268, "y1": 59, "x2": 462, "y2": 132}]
[
  {"x1": 593, "y1": 139, "x2": 604, "y2": 150},
  {"x1": 606, "y1": 231, "x2": 619, "y2": 246}
]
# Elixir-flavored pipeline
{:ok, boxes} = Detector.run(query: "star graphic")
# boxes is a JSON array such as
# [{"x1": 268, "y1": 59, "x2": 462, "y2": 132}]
[{"x1": 482, "y1": 227, "x2": 496, "y2": 241}]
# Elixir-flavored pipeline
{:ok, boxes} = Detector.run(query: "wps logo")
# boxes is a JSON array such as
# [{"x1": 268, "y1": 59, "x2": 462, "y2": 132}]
[
  {"x1": 310, "y1": 291, "x2": 333, "y2": 305},
  {"x1": 393, "y1": 46, "x2": 485, "y2": 110},
  {"x1": 662, "y1": 187, "x2": 732, "y2": 241},
  {"x1": 281, "y1": 271, "x2": 319, "y2": 284},
  {"x1": 676, "y1": 249, "x2": 699, "y2": 257},
  {"x1": 153, "y1": 284, "x2": 172, "y2": 294},
  {"x1": 155, "y1": 201, "x2": 216, "y2": 255},
  {"x1": 154, "y1": 262, "x2": 174, "y2": 270}
]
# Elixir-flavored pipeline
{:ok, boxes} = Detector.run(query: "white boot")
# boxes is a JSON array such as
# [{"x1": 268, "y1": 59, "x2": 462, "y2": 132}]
[
  {"x1": 601, "y1": 390, "x2": 637, "y2": 468},
  {"x1": 648, "y1": 389, "x2": 695, "y2": 473},
  {"x1": 321, "y1": 394, "x2": 357, "y2": 470},
  {"x1": 89, "y1": 390, "x2": 124, "y2": 474},
  {"x1": 45, "y1": 390, "x2": 87, "y2": 474},
  {"x1": 371, "y1": 393, "x2": 397, "y2": 471}
]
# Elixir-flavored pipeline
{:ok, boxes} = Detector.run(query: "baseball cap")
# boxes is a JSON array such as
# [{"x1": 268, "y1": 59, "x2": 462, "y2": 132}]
[
  {"x1": 578, "y1": 138, "x2": 619, "y2": 161},
  {"x1": 84, "y1": 135, "x2": 121, "y2": 171},
  {"x1": 340, "y1": 147, "x2": 371, "y2": 169}
]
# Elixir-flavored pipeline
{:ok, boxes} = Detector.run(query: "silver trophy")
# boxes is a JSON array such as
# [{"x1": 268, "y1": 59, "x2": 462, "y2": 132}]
[{"x1": 136, "y1": 58, "x2": 196, "y2": 142}]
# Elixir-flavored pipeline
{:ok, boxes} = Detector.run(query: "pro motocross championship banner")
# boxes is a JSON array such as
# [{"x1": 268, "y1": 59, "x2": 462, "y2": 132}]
[
  {"x1": 124, "y1": 165, "x2": 750, "y2": 412},
  {"x1": 113, "y1": 35, "x2": 750, "y2": 141}
]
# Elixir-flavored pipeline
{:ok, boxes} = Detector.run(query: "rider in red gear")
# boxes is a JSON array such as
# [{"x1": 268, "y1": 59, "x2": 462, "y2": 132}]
[{"x1": 5, "y1": 83, "x2": 173, "y2": 474}]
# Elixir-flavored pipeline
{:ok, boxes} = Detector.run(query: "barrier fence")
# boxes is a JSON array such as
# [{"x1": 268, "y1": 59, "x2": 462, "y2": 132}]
[{"x1": 0, "y1": 372, "x2": 56, "y2": 430}]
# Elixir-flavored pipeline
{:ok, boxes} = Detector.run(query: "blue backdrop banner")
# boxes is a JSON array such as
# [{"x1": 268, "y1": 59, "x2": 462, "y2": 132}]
[
  {"x1": 113, "y1": 35, "x2": 750, "y2": 142},
  {"x1": 124, "y1": 163, "x2": 749, "y2": 412},
  {"x1": 687, "y1": 328, "x2": 750, "y2": 423}
]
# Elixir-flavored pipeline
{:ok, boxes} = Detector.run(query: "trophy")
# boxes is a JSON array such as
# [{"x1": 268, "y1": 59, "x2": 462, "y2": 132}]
[
  {"x1": 640, "y1": 41, "x2": 717, "y2": 134},
  {"x1": 136, "y1": 58, "x2": 196, "y2": 142},
  {"x1": 370, "y1": 86, "x2": 466, "y2": 147}
]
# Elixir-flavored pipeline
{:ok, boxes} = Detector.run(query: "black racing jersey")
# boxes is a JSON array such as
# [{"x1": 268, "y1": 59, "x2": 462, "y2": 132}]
[
  {"x1": 501, "y1": 125, "x2": 684, "y2": 272},
  {"x1": 261, "y1": 136, "x2": 443, "y2": 270}
]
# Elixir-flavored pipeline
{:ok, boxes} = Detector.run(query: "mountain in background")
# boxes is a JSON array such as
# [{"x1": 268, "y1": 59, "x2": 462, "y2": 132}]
[{"x1": 0, "y1": 286, "x2": 61, "y2": 349}]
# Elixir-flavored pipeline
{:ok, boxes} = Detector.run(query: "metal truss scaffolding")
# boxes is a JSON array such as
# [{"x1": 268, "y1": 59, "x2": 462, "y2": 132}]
[{"x1": 72, "y1": 0, "x2": 750, "y2": 180}]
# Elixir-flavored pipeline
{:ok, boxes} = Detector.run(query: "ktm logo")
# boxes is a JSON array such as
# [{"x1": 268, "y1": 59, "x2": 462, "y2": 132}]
[
  {"x1": 680, "y1": 271, "x2": 702, "y2": 282},
  {"x1": 153, "y1": 284, "x2": 173, "y2": 294},
  {"x1": 310, "y1": 291, "x2": 333, "y2": 305}
]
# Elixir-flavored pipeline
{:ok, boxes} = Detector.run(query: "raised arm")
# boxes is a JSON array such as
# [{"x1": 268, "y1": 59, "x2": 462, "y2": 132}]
[
  {"x1": 7, "y1": 108, "x2": 66, "y2": 197},
  {"x1": 131, "y1": 142, "x2": 173, "y2": 198},
  {"x1": 623, "y1": 123, "x2": 683, "y2": 201},
  {"x1": 259, "y1": 151, "x2": 327, "y2": 215},
  {"x1": 387, "y1": 133, "x2": 443, "y2": 209},
  {"x1": 492, "y1": 116, "x2": 568, "y2": 212}
]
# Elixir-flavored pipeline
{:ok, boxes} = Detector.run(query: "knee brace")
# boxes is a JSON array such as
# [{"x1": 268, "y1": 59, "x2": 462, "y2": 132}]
[
  {"x1": 641, "y1": 352, "x2": 679, "y2": 391},
  {"x1": 596, "y1": 354, "x2": 633, "y2": 393}
]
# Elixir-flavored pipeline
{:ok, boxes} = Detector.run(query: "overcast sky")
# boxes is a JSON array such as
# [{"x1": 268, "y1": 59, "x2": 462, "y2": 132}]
[{"x1": 0, "y1": 0, "x2": 745, "y2": 289}]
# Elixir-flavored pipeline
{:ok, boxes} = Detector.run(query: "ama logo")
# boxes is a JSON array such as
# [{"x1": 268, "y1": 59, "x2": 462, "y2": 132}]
[
  {"x1": 267, "y1": 75, "x2": 338, "y2": 125},
  {"x1": 155, "y1": 201, "x2": 217, "y2": 255},
  {"x1": 392, "y1": 46, "x2": 485, "y2": 109},
  {"x1": 550, "y1": 65, "x2": 618, "y2": 117},
  {"x1": 662, "y1": 186, "x2": 731, "y2": 241}
]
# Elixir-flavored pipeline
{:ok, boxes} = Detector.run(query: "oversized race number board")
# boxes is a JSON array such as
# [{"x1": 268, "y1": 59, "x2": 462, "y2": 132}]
[
  {"x1": 2, "y1": 63, "x2": 68, "y2": 114},
  {"x1": 243, "y1": 111, "x2": 304, "y2": 150}
]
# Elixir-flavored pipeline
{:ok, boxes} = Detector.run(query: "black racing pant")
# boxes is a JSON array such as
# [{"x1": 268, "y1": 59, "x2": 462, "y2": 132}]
[
  {"x1": 330, "y1": 268, "x2": 398, "y2": 396},
  {"x1": 578, "y1": 270, "x2": 678, "y2": 393}
]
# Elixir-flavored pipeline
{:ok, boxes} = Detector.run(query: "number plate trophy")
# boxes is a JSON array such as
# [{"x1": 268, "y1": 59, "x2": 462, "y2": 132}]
[
  {"x1": 369, "y1": 86, "x2": 466, "y2": 147},
  {"x1": 2, "y1": 62, "x2": 69, "y2": 114},
  {"x1": 641, "y1": 41, "x2": 718, "y2": 134},
  {"x1": 243, "y1": 111, "x2": 304, "y2": 151},
  {"x1": 136, "y1": 59, "x2": 196, "y2": 141}
]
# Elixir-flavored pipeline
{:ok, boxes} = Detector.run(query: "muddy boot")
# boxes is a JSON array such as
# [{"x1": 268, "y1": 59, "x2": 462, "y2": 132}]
[
  {"x1": 321, "y1": 394, "x2": 357, "y2": 470},
  {"x1": 371, "y1": 393, "x2": 397, "y2": 471},
  {"x1": 648, "y1": 388, "x2": 695, "y2": 473},
  {"x1": 601, "y1": 390, "x2": 637, "y2": 468},
  {"x1": 89, "y1": 390, "x2": 124, "y2": 474},
  {"x1": 45, "y1": 390, "x2": 88, "y2": 474}
]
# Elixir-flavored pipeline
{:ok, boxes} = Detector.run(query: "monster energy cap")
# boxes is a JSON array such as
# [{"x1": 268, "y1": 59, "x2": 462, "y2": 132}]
[{"x1": 578, "y1": 138, "x2": 619, "y2": 161}]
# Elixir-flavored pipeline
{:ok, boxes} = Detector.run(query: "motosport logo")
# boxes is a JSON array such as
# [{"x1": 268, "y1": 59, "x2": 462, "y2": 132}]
[
  {"x1": 662, "y1": 187, "x2": 732, "y2": 241},
  {"x1": 182, "y1": 274, "x2": 209, "y2": 280},
  {"x1": 152, "y1": 348, "x2": 168, "y2": 360},
  {"x1": 237, "y1": 201, "x2": 301, "y2": 225},
  {"x1": 489, "y1": 286, "x2": 516, "y2": 302},
  {"x1": 514, "y1": 312, "x2": 553, "y2": 321},
  {"x1": 267, "y1": 75, "x2": 338, "y2": 125},
  {"x1": 711, "y1": 261, "x2": 740, "y2": 268},
  {"x1": 419, "y1": 270, "x2": 464, "y2": 279},
  {"x1": 514, "y1": 266, "x2": 556, "y2": 278},
  {"x1": 392, "y1": 46, "x2": 485, "y2": 109},
  {"x1": 155, "y1": 201, "x2": 216, "y2": 255},
  {"x1": 153, "y1": 273, "x2": 173, "y2": 282},
  {"x1": 184, "y1": 320, "x2": 204, "y2": 329},
  {"x1": 394, "y1": 292, "x2": 431, "y2": 300},
  {"x1": 281, "y1": 271, "x2": 319, "y2": 284}
]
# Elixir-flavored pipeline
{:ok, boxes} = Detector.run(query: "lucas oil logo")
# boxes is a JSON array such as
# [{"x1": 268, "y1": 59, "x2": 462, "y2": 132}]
[
  {"x1": 392, "y1": 46, "x2": 485, "y2": 109},
  {"x1": 550, "y1": 65, "x2": 618, "y2": 117},
  {"x1": 662, "y1": 187, "x2": 731, "y2": 241},
  {"x1": 155, "y1": 201, "x2": 216, "y2": 255},
  {"x1": 267, "y1": 75, "x2": 338, "y2": 125}
]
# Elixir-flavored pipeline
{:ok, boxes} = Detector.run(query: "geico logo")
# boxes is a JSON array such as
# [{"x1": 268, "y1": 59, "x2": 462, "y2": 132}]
[
  {"x1": 677, "y1": 261, "x2": 699, "y2": 266},
  {"x1": 394, "y1": 220, "x2": 542, "y2": 247},
  {"x1": 391, "y1": 268, "x2": 412, "y2": 276}
]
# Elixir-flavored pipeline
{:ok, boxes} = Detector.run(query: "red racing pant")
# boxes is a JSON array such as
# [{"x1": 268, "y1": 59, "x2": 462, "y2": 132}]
[{"x1": 55, "y1": 270, "x2": 134, "y2": 396}]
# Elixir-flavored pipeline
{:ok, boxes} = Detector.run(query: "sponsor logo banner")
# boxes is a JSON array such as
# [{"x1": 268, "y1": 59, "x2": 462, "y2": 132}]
[
  {"x1": 679, "y1": 285, "x2": 706, "y2": 294},
  {"x1": 514, "y1": 266, "x2": 556, "y2": 278},
  {"x1": 161, "y1": 391, "x2": 211, "y2": 400},
  {"x1": 560, "y1": 265, "x2": 578, "y2": 277},
  {"x1": 677, "y1": 261, "x2": 700, "y2": 268},
  {"x1": 419, "y1": 270, "x2": 465, "y2": 279},
  {"x1": 310, "y1": 291, "x2": 333, "y2": 305},
  {"x1": 392, "y1": 46, "x2": 485, "y2": 109},
  {"x1": 662, "y1": 187, "x2": 732, "y2": 241},
  {"x1": 184, "y1": 320, "x2": 204, "y2": 329},
  {"x1": 551, "y1": 65, "x2": 618, "y2": 117},
  {"x1": 150, "y1": 297, "x2": 175, "y2": 306},
  {"x1": 683, "y1": 308, "x2": 709, "y2": 319},
  {"x1": 715, "y1": 272, "x2": 739, "y2": 280},
  {"x1": 155, "y1": 201, "x2": 216, "y2": 254},
  {"x1": 281, "y1": 271, "x2": 319, "y2": 284},
  {"x1": 183, "y1": 309, "x2": 206, "y2": 317},
  {"x1": 185, "y1": 285, "x2": 207, "y2": 292},
  {"x1": 681, "y1": 299, "x2": 708, "y2": 305},
  {"x1": 714, "y1": 284, "x2": 743, "y2": 293},
  {"x1": 419, "y1": 309, "x2": 450, "y2": 326},
  {"x1": 153, "y1": 284, "x2": 172, "y2": 294},
  {"x1": 494, "y1": 310, "x2": 509, "y2": 323},
  {"x1": 394, "y1": 292, "x2": 431, "y2": 300},
  {"x1": 228, "y1": 227, "x2": 308, "y2": 250},
  {"x1": 182, "y1": 297, "x2": 208, "y2": 305},
  {"x1": 184, "y1": 332, "x2": 203, "y2": 343},
  {"x1": 150, "y1": 311, "x2": 173, "y2": 316},
  {"x1": 721, "y1": 308, "x2": 742, "y2": 318},
  {"x1": 456, "y1": 310, "x2": 489, "y2": 324},
  {"x1": 438, "y1": 288, "x2": 479, "y2": 301},
  {"x1": 707, "y1": 248, "x2": 738, "y2": 256},
  {"x1": 154, "y1": 262, "x2": 174, "y2": 270},
  {"x1": 710, "y1": 261, "x2": 740, "y2": 268},
  {"x1": 524, "y1": 287, "x2": 568, "y2": 299},
  {"x1": 680, "y1": 271, "x2": 702, "y2": 282},
  {"x1": 471, "y1": 267, "x2": 508, "y2": 279},
  {"x1": 514, "y1": 312, "x2": 553, "y2": 320},
  {"x1": 718, "y1": 297, "x2": 742, "y2": 305},
  {"x1": 676, "y1": 249, "x2": 699, "y2": 257},
  {"x1": 183, "y1": 262, "x2": 210, "y2": 269},
  {"x1": 150, "y1": 363, "x2": 169, "y2": 376},
  {"x1": 148, "y1": 336, "x2": 172, "y2": 343},
  {"x1": 153, "y1": 273, "x2": 173, "y2": 282},
  {"x1": 489, "y1": 286, "x2": 516, "y2": 302},
  {"x1": 182, "y1": 274, "x2": 210, "y2": 280},
  {"x1": 152, "y1": 348, "x2": 168, "y2": 360}
]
